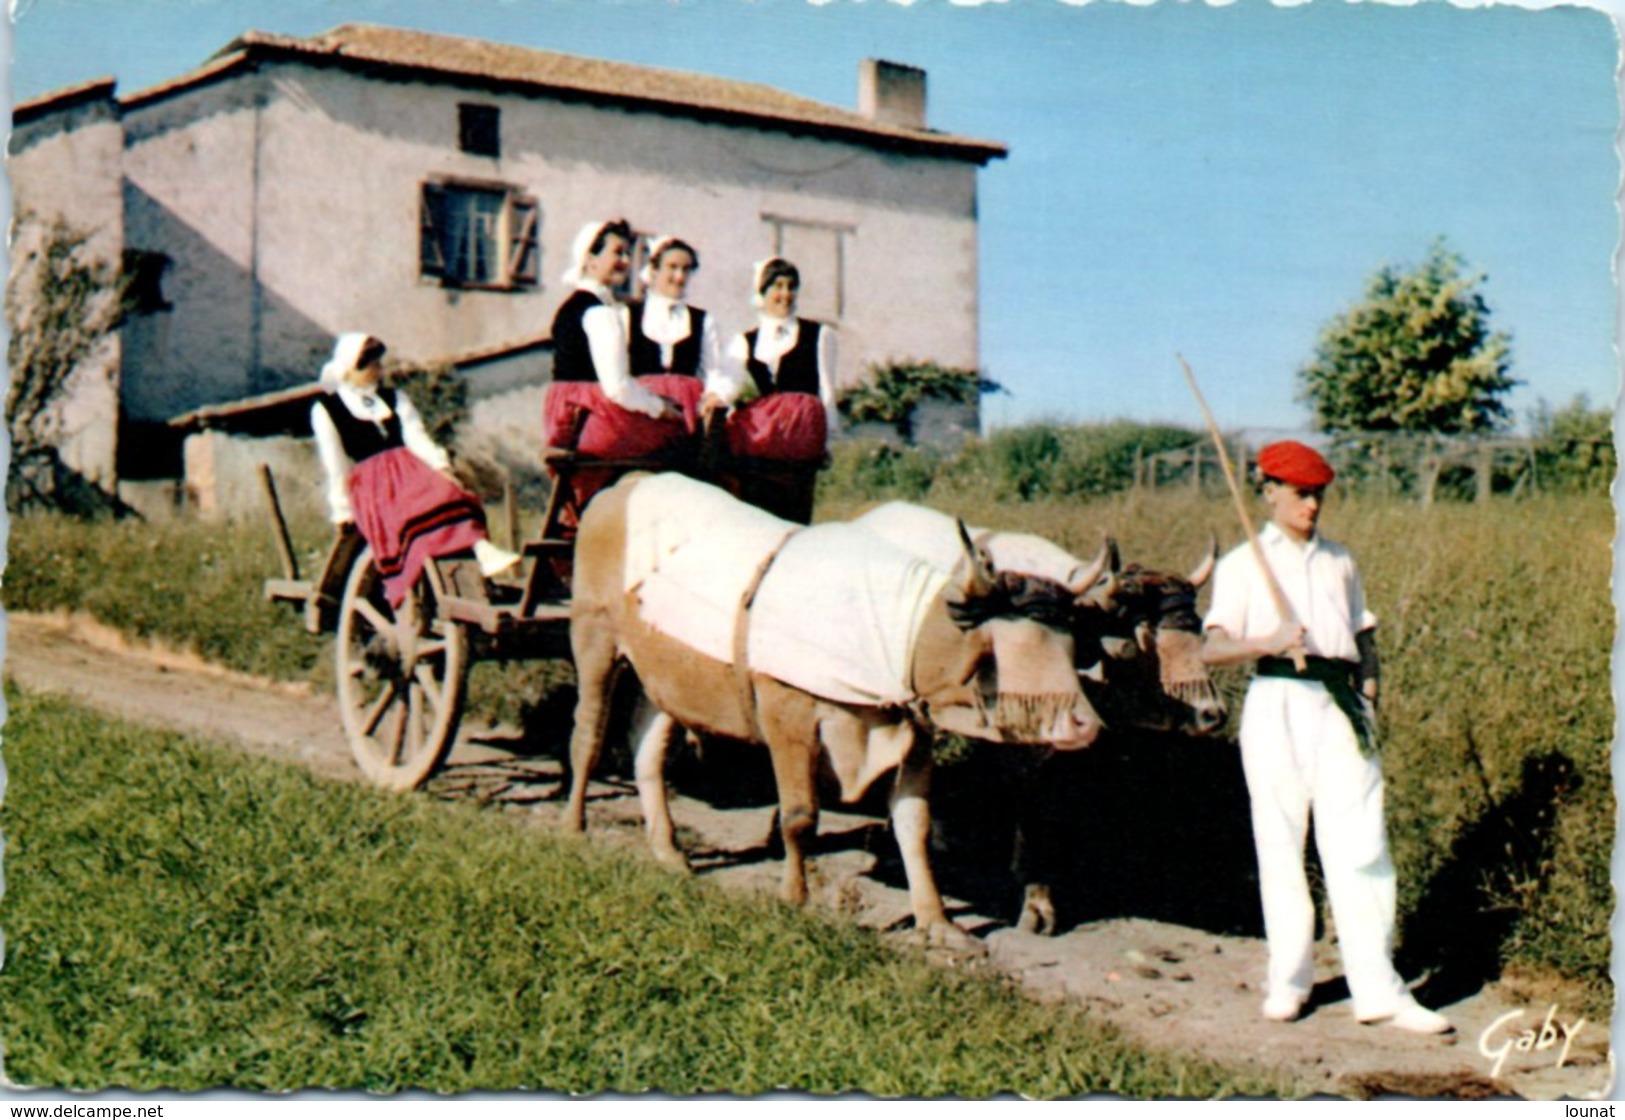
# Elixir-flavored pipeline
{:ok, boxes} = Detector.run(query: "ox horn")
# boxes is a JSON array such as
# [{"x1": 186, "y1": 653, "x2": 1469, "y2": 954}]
[
  {"x1": 956, "y1": 519, "x2": 996, "y2": 597},
  {"x1": 1188, "y1": 533, "x2": 1219, "y2": 589},
  {"x1": 1066, "y1": 534, "x2": 1113, "y2": 597}
]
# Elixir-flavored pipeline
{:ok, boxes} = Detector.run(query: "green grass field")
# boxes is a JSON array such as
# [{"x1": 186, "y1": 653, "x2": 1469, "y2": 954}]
[
  {"x1": 5, "y1": 476, "x2": 1613, "y2": 1014},
  {"x1": 0, "y1": 687, "x2": 1299, "y2": 1096}
]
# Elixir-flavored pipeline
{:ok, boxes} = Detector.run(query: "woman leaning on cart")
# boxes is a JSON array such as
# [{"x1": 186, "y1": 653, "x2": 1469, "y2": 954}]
[
  {"x1": 311, "y1": 332, "x2": 519, "y2": 609},
  {"x1": 710, "y1": 256, "x2": 839, "y2": 524},
  {"x1": 542, "y1": 220, "x2": 703, "y2": 528}
]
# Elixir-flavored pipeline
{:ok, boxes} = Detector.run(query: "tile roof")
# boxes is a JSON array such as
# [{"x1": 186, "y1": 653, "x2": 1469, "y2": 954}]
[
  {"x1": 13, "y1": 77, "x2": 118, "y2": 126},
  {"x1": 126, "y1": 23, "x2": 1006, "y2": 164}
]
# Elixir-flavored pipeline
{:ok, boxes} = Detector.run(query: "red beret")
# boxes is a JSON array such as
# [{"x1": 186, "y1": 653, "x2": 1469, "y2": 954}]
[{"x1": 1257, "y1": 440, "x2": 1334, "y2": 488}]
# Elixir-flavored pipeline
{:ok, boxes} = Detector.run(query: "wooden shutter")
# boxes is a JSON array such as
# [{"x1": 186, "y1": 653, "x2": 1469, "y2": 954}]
[
  {"x1": 420, "y1": 184, "x2": 447, "y2": 280},
  {"x1": 506, "y1": 194, "x2": 539, "y2": 286}
]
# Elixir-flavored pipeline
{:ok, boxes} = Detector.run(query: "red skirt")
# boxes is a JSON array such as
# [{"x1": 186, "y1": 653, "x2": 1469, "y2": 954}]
[
  {"x1": 350, "y1": 447, "x2": 488, "y2": 608},
  {"x1": 724, "y1": 393, "x2": 828, "y2": 462},
  {"x1": 543, "y1": 376, "x2": 703, "y2": 530},
  {"x1": 543, "y1": 375, "x2": 702, "y2": 456}
]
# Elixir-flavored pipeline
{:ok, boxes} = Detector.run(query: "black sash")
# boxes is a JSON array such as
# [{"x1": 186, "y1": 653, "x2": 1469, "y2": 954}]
[{"x1": 1256, "y1": 655, "x2": 1376, "y2": 756}]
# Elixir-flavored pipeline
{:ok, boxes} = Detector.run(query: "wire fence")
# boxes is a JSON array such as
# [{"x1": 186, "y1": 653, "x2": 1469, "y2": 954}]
[{"x1": 1135, "y1": 432, "x2": 1614, "y2": 503}]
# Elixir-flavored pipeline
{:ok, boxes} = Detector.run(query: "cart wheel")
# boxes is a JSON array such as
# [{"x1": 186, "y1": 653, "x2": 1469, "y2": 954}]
[{"x1": 335, "y1": 545, "x2": 468, "y2": 790}]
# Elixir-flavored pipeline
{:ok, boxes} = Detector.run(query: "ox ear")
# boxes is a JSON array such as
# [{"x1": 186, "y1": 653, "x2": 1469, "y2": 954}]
[
  {"x1": 1188, "y1": 533, "x2": 1219, "y2": 590},
  {"x1": 956, "y1": 519, "x2": 996, "y2": 597}
]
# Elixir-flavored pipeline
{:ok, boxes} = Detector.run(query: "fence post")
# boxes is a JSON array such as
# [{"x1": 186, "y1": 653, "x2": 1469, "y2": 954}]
[
  {"x1": 1476, "y1": 445, "x2": 1493, "y2": 504},
  {"x1": 1190, "y1": 444, "x2": 1202, "y2": 493}
]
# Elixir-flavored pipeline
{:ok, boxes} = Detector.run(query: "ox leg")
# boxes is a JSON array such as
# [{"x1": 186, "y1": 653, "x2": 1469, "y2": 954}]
[
  {"x1": 1012, "y1": 752, "x2": 1059, "y2": 936},
  {"x1": 630, "y1": 696, "x2": 689, "y2": 872},
  {"x1": 565, "y1": 617, "x2": 622, "y2": 834},
  {"x1": 759, "y1": 689, "x2": 821, "y2": 908},
  {"x1": 891, "y1": 734, "x2": 981, "y2": 953}
]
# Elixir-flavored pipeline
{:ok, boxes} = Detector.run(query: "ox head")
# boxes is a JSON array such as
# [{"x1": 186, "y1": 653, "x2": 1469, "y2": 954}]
[
  {"x1": 911, "y1": 523, "x2": 1104, "y2": 751},
  {"x1": 1073, "y1": 537, "x2": 1227, "y2": 736}
]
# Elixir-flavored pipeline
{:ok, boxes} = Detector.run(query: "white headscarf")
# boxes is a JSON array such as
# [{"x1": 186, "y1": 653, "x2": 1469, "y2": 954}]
[
  {"x1": 563, "y1": 220, "x2": 616, "y2": 288},
  {"x1": 639, "y1": 234, "x2": 682, "y2": 289},
  {"x1": 751, "y1": 256, "x2": 793, "y2": 309},
  {"x1": 320, "y1": 332, "x2": 384, "y2": 387}
]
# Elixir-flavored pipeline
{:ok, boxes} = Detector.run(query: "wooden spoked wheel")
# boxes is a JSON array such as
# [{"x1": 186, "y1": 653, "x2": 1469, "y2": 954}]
[{"x1": 335, "y1": 545, "x2": 468, "y2": 790}]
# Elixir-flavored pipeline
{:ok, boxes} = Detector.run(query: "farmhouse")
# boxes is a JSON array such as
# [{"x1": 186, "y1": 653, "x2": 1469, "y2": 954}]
[{"x1": 9, "y1": 23, "x2": 1006, "y2": 510}]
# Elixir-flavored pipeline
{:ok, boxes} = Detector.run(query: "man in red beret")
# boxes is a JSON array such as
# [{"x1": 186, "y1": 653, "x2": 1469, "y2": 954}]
[{"x1": 1203, "y1": 440, "x2": 1451, "y2": 1034}]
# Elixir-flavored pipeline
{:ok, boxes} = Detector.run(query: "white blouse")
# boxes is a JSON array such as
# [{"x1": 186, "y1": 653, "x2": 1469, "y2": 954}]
[
  {"x1": 576, "y1": 280, "x2": 668, "y2": 419},
  {"x1": 638, "y1": 293, "x2": 722, "y2": 384},
  {"x1": 310, "y1": 383, "x2": 449, "y2": 525},
  {"x1": 719, "y1": 315, "x2": 840, "y2": 431}
]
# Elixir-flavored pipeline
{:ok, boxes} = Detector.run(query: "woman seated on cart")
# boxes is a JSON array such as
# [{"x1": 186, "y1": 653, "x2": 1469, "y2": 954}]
[
  {"x1": 710, "y1": 256, "x2": 837, "y2": 524},
  {"x1": 542, "y1": 220, "x2": 704, "y2": 529},
  {"x1": 311, "y1": 332, "x2": 519, "y2": 609}
]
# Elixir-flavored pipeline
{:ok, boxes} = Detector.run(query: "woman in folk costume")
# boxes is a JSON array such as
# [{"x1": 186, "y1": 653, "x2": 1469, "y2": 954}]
[
  {"x1": 311, "y1": 332, "x2": 518, "y2": 609},
  {"x1": 542, "y1": 220, "x2": 702, "y2": 526},
  {"x1": 626, "y1": 235, "x2": 722, "y2": 384},
  {"x1": 713, "y1": 257, "x2": 838, "y2": 524}
]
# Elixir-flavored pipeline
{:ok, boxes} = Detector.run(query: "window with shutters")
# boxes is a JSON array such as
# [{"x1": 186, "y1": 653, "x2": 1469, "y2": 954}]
[{"x1": 419, "y1": 180, "x2": 538, "y2": 290}]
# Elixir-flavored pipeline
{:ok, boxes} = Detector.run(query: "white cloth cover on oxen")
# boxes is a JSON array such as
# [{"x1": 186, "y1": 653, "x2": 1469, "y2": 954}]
[
  {"x1": 624, "y1": 477, "x2": 950, "y2": 707},
  {"x1": 624, "y1": 474, "x2": 798, "y2": 666},
  {"x1": 854, "y1": 501, "x2": 1087, "y2": 586},
  {"x1": 747, "y1": 523, "x2": 949, "y2": 707}
]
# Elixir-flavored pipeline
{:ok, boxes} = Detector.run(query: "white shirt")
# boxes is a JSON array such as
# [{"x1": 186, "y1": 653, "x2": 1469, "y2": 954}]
[
  {"x1": 310, "y1": 384, "x2": 449, "y2": 524},
  {"x1": 720, "y1": 315, "x2": 840, "y2": 432},
  {"x1": 1204, "y1": 521, "x2": 1376, "y2": 662},
  {"x1": 638, "y1": 294, "x2": 722, "y2": 384},
  {"x1": 576, "y1": 280, "x2": 668, "y2": 419}
]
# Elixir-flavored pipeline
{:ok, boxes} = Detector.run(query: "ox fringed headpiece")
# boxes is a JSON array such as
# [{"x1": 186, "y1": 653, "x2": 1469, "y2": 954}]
[{"x1": 947, "y1": 572, "x2": 1075, "y2": 633}]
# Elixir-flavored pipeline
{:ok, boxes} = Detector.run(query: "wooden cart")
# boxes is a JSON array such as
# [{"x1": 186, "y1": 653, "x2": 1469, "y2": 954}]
[{"x1": 260, "y1": 440, "x2": 820, "y2": 791}]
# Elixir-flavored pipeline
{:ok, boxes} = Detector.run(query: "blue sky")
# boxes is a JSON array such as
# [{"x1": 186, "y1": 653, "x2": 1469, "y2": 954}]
[{"x1": 7, "y1": 0, "x2": 1620, "y2": 433}]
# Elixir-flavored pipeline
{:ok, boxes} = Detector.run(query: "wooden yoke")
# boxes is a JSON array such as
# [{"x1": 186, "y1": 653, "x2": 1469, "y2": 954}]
[{"x1": 1177, "y1": 354, "x2": 1307, "y2": 673}]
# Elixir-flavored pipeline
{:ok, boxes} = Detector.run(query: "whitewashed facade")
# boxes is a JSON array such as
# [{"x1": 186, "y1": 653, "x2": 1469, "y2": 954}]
[{"x1": 10, "y1": 25, "x2": 1006, "y2": 488}]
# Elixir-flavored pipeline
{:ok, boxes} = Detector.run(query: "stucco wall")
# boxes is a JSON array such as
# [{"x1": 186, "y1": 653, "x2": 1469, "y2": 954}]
[
  {"x1": 183, "y1": 429, "x2": 327, "y2": 522},
  {"x1": 9, "y1": 97, "x2": 125, "y2": 486},
  {"x1": 121, "y1": 76, "x2": 268, "y2": 421},
  {"x1": 122, "y1": 60, "x2": 986, "y2": 427}
]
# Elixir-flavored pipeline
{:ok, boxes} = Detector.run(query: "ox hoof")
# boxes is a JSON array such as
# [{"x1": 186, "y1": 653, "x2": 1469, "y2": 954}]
[
  {"x1": 925, "y1": 921, "x2": 986, "y2": 956},
  {"x1": 1015, "y1": 902, "x2": 1057, "y2": 937},
  {"x1": 1015, "y1": 885, "x2": 1057, "y2": 936}
]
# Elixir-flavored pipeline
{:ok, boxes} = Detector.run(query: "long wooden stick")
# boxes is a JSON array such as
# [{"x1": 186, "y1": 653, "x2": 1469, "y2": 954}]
[
  {"x1": 259, "y1": 463, "x2": 300, "y2": 583},
  {"x1": 1178, "y1": 354, "x2": 1306, "y2": 672}
]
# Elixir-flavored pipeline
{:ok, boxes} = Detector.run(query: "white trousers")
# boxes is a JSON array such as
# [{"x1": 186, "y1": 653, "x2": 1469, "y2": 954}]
[{"x1": 1239, "y1": 677, "x2": 1410, "y2": 1020}]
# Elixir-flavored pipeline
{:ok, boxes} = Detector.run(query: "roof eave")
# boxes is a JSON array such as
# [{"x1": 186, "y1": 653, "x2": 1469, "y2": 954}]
[{"x1": 125, "y1": 36, "x2": 1007, "y2": 165}]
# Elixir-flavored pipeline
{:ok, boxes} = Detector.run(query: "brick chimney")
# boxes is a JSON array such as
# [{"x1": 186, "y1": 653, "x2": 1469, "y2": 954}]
[{"x1": 858, "y1": 59, "x2": 926, "y2": 129}]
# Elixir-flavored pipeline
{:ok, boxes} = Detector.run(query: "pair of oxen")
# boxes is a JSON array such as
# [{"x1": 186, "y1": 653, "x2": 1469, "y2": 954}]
[{"x1": 565, "y1": 473, "x2": 1225, "y2": 949}]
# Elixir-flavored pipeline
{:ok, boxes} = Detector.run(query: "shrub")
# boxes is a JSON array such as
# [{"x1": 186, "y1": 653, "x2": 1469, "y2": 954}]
[{"x1": 837, "y1": 360, "x2": 1000, "y2": 440}]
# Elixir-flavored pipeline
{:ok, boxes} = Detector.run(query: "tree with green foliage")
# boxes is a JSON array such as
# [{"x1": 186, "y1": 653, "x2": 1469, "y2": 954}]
[{"x1": 1298, "y1": 240, "x2": 1517, "y2": 435}]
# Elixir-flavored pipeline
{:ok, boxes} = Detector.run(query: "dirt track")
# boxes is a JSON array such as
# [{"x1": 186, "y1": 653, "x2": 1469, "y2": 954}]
[{"x1": 5, "y1": 611, "x2": 1612, "y2": 1100}]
